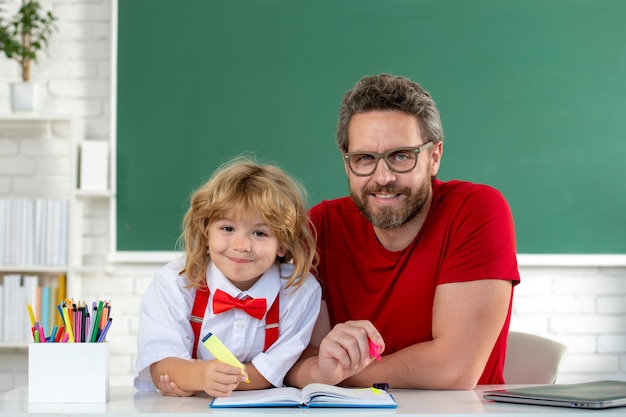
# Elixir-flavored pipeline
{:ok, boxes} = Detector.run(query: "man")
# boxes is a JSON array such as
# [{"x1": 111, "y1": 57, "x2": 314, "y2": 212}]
[{"x1": 285, "y1": 73, "x2": 520, "y2": 389}]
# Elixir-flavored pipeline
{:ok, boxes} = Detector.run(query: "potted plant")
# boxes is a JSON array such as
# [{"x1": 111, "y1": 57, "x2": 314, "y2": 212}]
[{"x1": 0, "y1": 0, "x2": 57, "y2": 111}]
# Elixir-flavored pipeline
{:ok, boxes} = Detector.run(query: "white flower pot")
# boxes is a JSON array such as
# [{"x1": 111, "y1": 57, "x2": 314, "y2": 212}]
[{"x1": 10, "y1": 82, "x2": 41, "y2": 112}]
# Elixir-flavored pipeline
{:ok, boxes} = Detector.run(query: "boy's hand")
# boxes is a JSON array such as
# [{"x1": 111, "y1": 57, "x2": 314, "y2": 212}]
[
  {"x1": 202, "y1": 360, "x2": 249, "y2": 397},
  {"x1": 157, "y1": 374, "x2": 196, "y2": 397},
  {"x1": 155, "y1": 358, "x2": 248, "y2": 397}
]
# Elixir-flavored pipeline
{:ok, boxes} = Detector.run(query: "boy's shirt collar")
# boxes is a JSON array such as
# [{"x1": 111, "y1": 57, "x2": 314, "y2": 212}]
[{"x1": 206, "y1": 261, "x2": 280, "y2": 307}]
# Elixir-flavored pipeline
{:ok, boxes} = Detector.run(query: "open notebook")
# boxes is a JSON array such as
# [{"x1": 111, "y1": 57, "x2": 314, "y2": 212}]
[
  {"x1": 210, "y1": 383, "x2": 397, "y2": 408},
  {"x1": 483, "y1": 380, "x2": 626, "y2": 409}
]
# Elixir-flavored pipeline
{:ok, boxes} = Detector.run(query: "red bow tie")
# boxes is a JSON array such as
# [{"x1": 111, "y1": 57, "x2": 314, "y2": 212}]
[{"x1": 212, "y1": 289, "x2": 267, "y2": 320}]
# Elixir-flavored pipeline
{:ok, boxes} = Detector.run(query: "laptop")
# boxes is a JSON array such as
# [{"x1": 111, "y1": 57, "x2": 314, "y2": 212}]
[{"x1": 483, "y1": 380, "x2": 626, "y2": 409}]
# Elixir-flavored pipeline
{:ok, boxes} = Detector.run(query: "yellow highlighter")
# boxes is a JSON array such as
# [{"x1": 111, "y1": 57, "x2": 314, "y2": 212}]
[{"x1": 202, "y1": 332, "x2": 249, "y2": 383}]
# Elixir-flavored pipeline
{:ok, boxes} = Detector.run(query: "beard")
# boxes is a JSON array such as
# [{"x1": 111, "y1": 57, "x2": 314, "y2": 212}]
[{"x1": 350, "y1": 179, "x2": 431, "y2": 230}]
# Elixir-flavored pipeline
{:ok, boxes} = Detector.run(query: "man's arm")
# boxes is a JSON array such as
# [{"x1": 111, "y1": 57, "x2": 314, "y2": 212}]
[
  {"x1": 287, "y1": 279, "x2": 511, "y2": 389},
  {"x1": 342, "y1": 279, "x2": 512, "y2": 389}
]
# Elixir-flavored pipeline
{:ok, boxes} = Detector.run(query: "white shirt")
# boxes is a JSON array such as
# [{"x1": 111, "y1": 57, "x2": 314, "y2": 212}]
[{"x1": 134, "y1": 257, "x2": 321, "y2": 390}]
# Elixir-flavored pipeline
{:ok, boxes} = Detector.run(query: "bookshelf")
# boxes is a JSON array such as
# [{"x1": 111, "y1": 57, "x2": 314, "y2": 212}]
[{"x1": 0, "y1": 115, "x2": 110, "y2": 348}]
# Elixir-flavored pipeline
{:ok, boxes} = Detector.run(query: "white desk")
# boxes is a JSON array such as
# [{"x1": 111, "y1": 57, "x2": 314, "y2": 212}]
[{"x1": 2, "y1": 386, "x2": 626, "y2": 416}]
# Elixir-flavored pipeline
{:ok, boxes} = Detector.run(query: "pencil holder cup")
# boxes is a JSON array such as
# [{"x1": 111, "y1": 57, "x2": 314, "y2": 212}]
[{"x1": 28, "y1": 342, "x2": 110, "y2": 403}]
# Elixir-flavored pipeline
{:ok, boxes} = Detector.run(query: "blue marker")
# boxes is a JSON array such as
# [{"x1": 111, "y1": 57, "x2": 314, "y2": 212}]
[{"x1": 97, "y1": 317, "x2": 113, "y2": 342}]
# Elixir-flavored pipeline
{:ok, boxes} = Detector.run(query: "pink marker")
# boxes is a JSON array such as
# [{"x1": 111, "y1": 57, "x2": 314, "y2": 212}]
[{"x1": 369, "y1": 338, "x2": 382, "y2": 361}]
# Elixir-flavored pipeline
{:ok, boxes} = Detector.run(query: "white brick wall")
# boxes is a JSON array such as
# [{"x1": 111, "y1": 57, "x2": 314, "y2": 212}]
[
  {"x1": 1, "y1": 0, "x2": 625, "y2": 394},
  {"x1": 511, "y1": 266, "x2": 626, "y2": 383}
]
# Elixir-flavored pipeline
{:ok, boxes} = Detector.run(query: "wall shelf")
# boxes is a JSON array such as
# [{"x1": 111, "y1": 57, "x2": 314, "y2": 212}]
[{"x1": 0, "y1": 115, "x2": 111, "y2": 347}]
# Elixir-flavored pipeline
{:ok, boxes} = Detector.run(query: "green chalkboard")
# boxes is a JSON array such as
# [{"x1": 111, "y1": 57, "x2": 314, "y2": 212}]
[{"x1": 117, "y1": 0, "x2": 626, "y2": 254}]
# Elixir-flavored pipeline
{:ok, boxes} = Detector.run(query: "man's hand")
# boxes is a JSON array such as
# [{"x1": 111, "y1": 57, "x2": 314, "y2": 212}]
[
  {"x1": 284, "y1": 305, "x2": 385, "y2": 388},
  {"x1": 316, "y1": 320, "x2": 384, "y2": 384}
]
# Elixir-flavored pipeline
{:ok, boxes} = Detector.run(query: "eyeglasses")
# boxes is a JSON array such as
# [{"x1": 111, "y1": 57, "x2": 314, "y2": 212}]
[{"x1": 343, "y1": 142, "x2": 434, "y2": 177}]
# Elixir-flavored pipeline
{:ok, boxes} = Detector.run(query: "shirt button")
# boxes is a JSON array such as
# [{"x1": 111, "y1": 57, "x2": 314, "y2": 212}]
[{"x1": 236, "y1": 322, "x2": 245, "y2": 329}]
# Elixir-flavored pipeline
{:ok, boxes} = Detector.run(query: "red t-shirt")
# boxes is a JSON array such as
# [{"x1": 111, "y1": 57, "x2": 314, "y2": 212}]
[{"x1": 309, "y1": 179, "x2": 521, "y2": 384}]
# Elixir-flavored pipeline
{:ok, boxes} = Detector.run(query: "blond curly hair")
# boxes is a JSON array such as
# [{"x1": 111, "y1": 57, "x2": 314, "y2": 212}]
[{"x1": 178, "y1": 156, "x2": 317, "y2": 289}]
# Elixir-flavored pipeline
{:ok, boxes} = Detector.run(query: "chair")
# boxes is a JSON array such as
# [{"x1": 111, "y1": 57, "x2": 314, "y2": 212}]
[{"x1": 503, "y1": 331, "x2": 568, "y2": 384}]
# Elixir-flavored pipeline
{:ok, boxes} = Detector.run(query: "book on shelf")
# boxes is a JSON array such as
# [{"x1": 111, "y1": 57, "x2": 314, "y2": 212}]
[
  {"x1": 80, "y1": 140, "x2": 110, "y2": 191},
  {"x1": 55, "y1": 274, "x2": 66, "y2": 327},
  {"x1": 2, "y1": 274, "x2": 21, "y2": 342},
  {"x1": 0, "y1": 198, "x2": 69, "y2": 267},
  {"x1": 0, "y1": 199, "x2": 5, "y2": 265},
  {"x1": 0, "y1": 273, "x2": 66, "y2": 343},
  {"x1": 0, "y1": 285, "x2": 3, "y2": 340},
  {"x1": 209, "y1": 383, "x2": 397, "y2": 409},
  {"x1": 22, "y1": 275, "x2": 39, "y2": 341}
]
